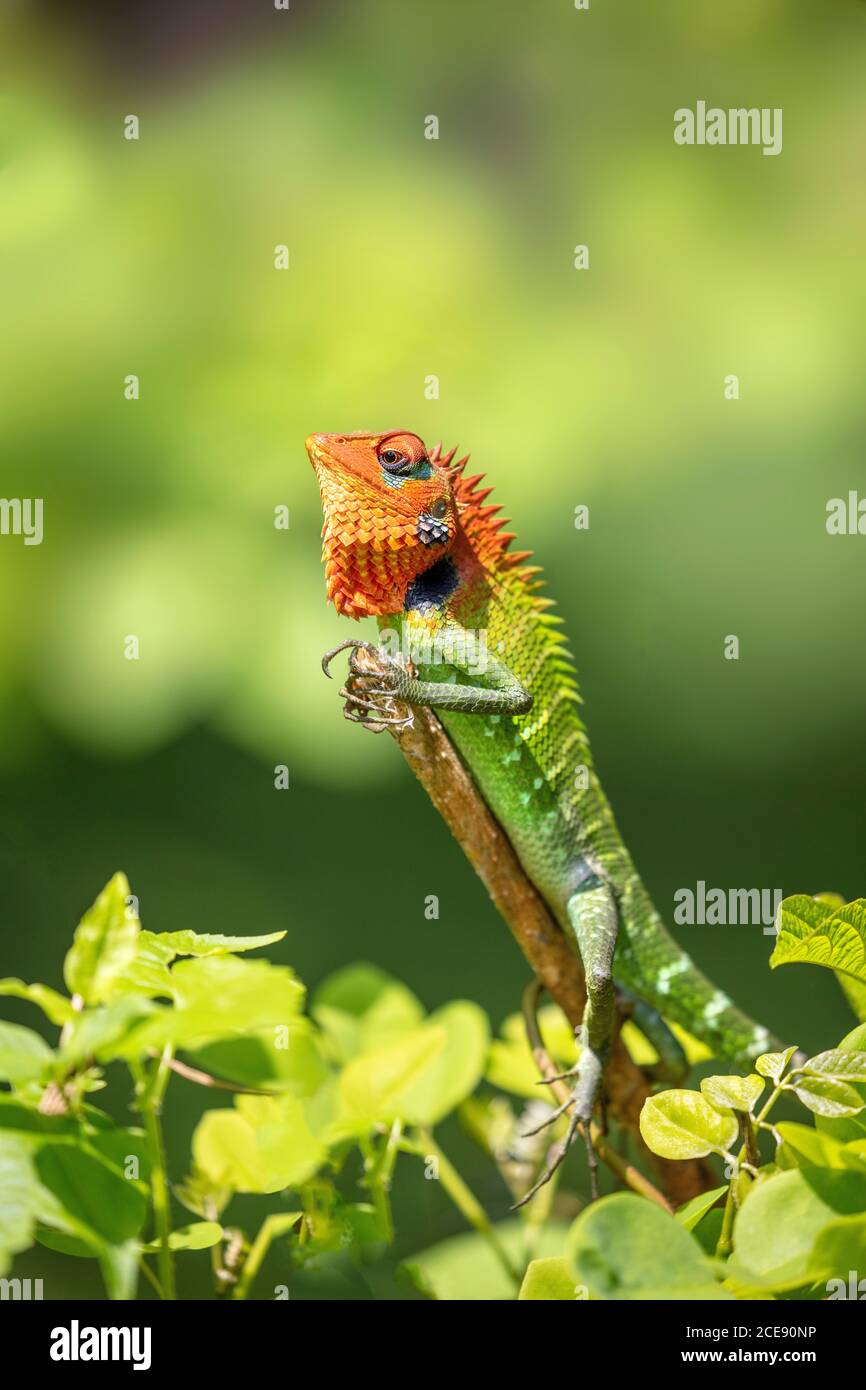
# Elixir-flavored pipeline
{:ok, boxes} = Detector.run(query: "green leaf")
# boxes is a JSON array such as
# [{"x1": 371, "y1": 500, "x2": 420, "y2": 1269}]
[
  {"x1": 174, "y1": 1165, "x2": 231, "y2": 1221},
  {"x1": 153, "y1": 930, "x2": 286, "y2": 957},
  {"x1": 107, "y1": 932, "x2": 175, "y2": 999},
  {"x1": 192, "y1": 1021, "x2": 331, "y2": 1097},
  {"x1": 730, "y1": 1167, "x2": 866, "y2": 1291},
  {"x1": 0, "y1": 979, "x2": 75, "y2": 1026},
  {"x1": 0, "y1": 1096, "x2": 83, "y2": 1141},
  {"x1": 838, "y1": 973, "x2": 866, "y2": 1022},
  {"x1": 393, "y1": 1002, "x2": 489, "y2": 1126},
  {"x1": 110, "y1": 926, "x2": 285, "y2": 1001},
  {"x1": 16, "y1": 1126, "x2": 145, "y2": 1300},
  {"x1": 668, "y1": 1021, "x2": 714, "y2": 1065},
  {"x1": 567, "y1": 1193, "x2": 729, "y2": 1300},
  {"x1": 0, "y1": 1135, "x2": 42, "y2": 1274},
  {"x1": 58, "y1": 997, "x2": 158, "y2": 1067},
  {"x1": 63, "y1": 873, "x2": 141, "y2": 1005},
  {"x1": 192, "y1": 1094, "x2": 325, "y2": 1195},
  {"x1": 0, "y1": 1020, "x2": 55, "y2": 1085},
  {"x1": 770, "y1": 896, "x2": 866, "y2": 984},
  {"x1": 37, "y1": 1216, "x2": 139, "y2": 1299},
  {"x1": 337, "y1": 1026, "x2": 446, "y2": 1127},
  {"x1": 141, "y1": 1220, "x2": 223, "y2": 1253},
  {"x1": 802, "y1": 1049, "x2": 866, "y2": 1082},
  {"x1": 755, "y1": 1045, "x2": 798, "y2": 1083},
  {"x1": 35, "y1": 1226, "x2": 97, "y2": 1258},
  {"x1": 675, "y1": 1186, "x2": 729, "y2": 1232},
  {"x1": 518, "y1": 1256, "x2": 577, "y2": 1301},
  {"x1": 701, "y1": 1074, "x2": 764, "y2": 1113},
  {"x1": 192, "y1": 1112, "x2": 264, "y2": 1190},
  {"x1": 775, "y1": 1123, "x2": 866, "y2": 1172},
  {"x1": 112, "y1": 955, "x2": 305, "y2": 1055},
  {"x1": 639, "y1": 1090, "x2": 738, "y2": 1160},
  {"x1": 403, "y1": 1219, "x2": 570, "y2": 1301},
  {"x1": 313, "y1": 964, "x2": 425, "y2": 1062},
  {"x1": 34, "y1": 1143, "x2": 148, "y2": 1244},
  {"x1": 621, "y1": 1019, "x2": 712, "y2": 1068},
  {"x1": 619, "y1": 1019, "x2": 660, "y2": 1067},
  {"x1": 339, "y1": 1203, "x2": 384, "y2": 1253},
  {"x1": 486, "y1": 1005, "x2": 577, "y2": 1098},
  {"x1": 810, "y1": 1215, "x2": 866, "y2": 1284},
  {"x1": 815, "y1": 1023, "x2": 866, "y2": 1144},
  {"x1": 791, "y1": 1076, "x2": 865, "y2": 1118},
  {"x1": 87, "y1": 1128, "x2": 152, "y2": 1182}
]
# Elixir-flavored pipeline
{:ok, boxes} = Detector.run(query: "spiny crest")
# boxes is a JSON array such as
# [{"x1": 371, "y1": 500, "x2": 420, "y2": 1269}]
[
  {"x1": 430, "y1": 442, "x2": 581, "y2": 701},
  {"x1": 430, "y1": 441, "x2": 532, "y2": 577}
]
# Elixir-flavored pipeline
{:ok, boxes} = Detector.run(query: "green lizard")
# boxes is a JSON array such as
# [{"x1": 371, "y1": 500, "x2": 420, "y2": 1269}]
[{"x1": 307, "y1": 429, "x2": 785, "y2": 1189}]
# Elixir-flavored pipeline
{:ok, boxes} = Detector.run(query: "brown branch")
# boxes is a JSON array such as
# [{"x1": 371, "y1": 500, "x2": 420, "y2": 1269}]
[
  {"x1": 377, "y1": 690, "x2": 713, "y2": 1206},
  {"x1": 162, "y1": 1055, "x2": 277, "y2": 1095}
]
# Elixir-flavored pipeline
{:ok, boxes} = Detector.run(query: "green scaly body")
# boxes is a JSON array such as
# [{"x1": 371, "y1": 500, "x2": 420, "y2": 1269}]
[{"x1": 380, "y1": 528, "x2": 778, "y2": 1068}]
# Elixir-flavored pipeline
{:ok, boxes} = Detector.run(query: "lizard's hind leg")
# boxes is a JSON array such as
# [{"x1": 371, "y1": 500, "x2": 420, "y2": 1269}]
[
  {"x1": 565, "y1": 880, "x2": 619, "y2": 1164},
  {"x1": 517, "y1": 878, "x2": 619, "y2": 1204}
]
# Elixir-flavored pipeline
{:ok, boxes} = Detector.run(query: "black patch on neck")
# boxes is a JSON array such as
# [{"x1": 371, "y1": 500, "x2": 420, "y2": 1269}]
[{"x1": 405, "y1": 556, "x2": 459, "y2": 613}]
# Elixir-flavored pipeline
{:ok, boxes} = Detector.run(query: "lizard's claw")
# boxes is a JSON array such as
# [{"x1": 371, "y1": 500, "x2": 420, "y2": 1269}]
[
  {"x1": 511, "y1": 1096, "x2": 599, "y2": 1210},
  {"x1": 535, "y1": 1066, "x2": 580, "y2": 1086},
  {"x1": 321, "y1": 639, "x2": 413, "y2": 735},
  {"x1": 512, "y1": 1050, "x2": 605, "y2": 1209},
  {"x1": 321, "y1": 638, "x2": 381, "y2": 679}
]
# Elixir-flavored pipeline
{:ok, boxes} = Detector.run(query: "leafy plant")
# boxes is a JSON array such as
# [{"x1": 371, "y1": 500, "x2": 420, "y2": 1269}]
[
  {"x1": 2, "y1": 880, "x2": 866, "y2": 1300},
  {"x1": 0, "y1": 874, "x2": 498, "y2": 1298}
]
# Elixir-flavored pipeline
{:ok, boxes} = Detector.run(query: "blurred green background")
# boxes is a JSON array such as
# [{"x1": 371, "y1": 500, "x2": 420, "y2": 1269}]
[{"x1": 2, "y1": 0, "x2": 864, "y2": 1296}]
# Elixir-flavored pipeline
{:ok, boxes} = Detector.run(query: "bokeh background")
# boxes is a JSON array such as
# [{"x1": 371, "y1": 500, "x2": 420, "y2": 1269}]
[{"x1": 2, "y1": 0, "x2": 864, "y2": 1297}]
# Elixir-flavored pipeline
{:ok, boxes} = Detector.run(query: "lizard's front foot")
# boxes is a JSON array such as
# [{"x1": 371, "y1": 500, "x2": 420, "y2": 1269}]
[{"x1": 321, "y1": 639, "x2": 414, "y2": 734}]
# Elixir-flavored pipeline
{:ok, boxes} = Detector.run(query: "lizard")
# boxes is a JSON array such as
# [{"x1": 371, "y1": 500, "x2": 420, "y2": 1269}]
[{"x1": 307, "y1": 428, "x2": 786, "y2": 1191}]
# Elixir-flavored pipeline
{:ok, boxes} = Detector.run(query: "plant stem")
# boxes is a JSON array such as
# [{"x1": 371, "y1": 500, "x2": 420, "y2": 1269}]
[
  {"x1": 521, "y1": 1160, "x2": 560, "y2": 1265},
  {"x1": 232, "y1": 1214, "x2": 302, "y2": 1300},
  {"x1": 414, "y1": 1127, "x2": 521, "y2": 1288},
  {"x1": 737, "y1": 1111, "x2": 760, "y2": 1169},
  {"x1": 138, "y1": 1256, "x2": 165, "y2": 1300},
  {"x1": 753, "y1": 1082, "x2": 784, "y2": 1127},
  {"x1": 134, "y1": 1048, "x2": 176, "y2": 1300},
  {"x1": 715, "y1": 1079, "x2": 789, "y2": 1259},
  {"x1": 161, "y1": 1053, "x2": 277, "y2": 1095},
  {"x1": 715, "y1": 1182, "x2": 736, "y2": 1259},
  {"x1": 363, "y1": 1121, "x2": 402, "y2": 1245}
]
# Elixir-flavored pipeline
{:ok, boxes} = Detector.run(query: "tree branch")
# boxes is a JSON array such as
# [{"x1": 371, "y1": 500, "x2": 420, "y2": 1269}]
[{"x1": 377, "y1": 691, "x2": 712, "y2": 1206}]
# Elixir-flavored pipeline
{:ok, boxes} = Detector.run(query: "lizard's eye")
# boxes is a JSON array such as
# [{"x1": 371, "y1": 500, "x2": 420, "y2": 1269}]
[
  {"x1": 376, "y1": 434, "x2": 431, "y2": 477},
  {"x1": 378, "y1": 446, "x2": 418, "y2": 475}
]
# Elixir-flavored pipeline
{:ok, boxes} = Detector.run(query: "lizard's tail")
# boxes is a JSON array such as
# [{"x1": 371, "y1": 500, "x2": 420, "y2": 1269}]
[{"x1": 613, "y1": 878, "x2": 785, "y2": 1068}]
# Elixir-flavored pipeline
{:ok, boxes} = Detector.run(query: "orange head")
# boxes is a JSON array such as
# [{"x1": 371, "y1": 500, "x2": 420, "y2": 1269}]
[{"x1": 306, "y1": 431, "x2": 456, "y2": 618}]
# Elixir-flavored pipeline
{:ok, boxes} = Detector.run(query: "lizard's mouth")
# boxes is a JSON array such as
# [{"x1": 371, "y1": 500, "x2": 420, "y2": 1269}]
[{"x1": 305, "y1": 434, "x2": 340, "y2": 473}]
